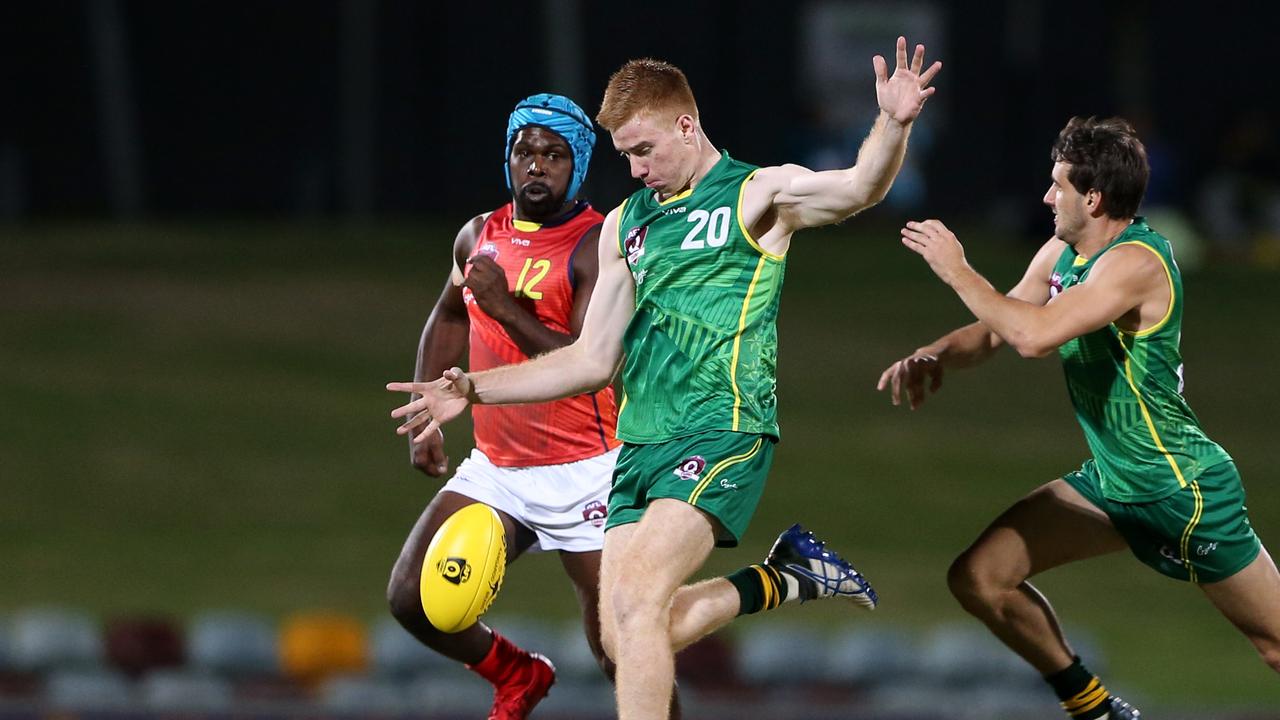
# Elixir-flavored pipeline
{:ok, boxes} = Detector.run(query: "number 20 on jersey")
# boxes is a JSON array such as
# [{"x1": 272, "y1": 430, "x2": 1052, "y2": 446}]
[{"x1": 681, "y1": 207, "x2": 732, "y2": 250}]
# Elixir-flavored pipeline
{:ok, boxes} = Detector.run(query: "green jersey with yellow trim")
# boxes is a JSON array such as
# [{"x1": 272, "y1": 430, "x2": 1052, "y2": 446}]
[
  {"x1": 614, "y1": 151, "x2": 785, "y2": 444},
  {"x1": 1053, "y1": 217, "x2": 1231, "y2": 502}
]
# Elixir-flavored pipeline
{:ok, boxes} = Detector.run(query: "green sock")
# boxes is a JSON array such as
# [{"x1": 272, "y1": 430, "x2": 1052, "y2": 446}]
[
  {"x1": 1046, "y1": 656, "x2": 1111, "y2": 719},
  {"x1": 726, "y1": 564, "x2": 792, "y2": 615}
]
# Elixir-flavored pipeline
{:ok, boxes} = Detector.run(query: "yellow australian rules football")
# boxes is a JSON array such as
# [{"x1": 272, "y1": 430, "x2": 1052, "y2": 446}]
[{"x1": 420, "y1": 503, "x2": 508, "y2": 633}]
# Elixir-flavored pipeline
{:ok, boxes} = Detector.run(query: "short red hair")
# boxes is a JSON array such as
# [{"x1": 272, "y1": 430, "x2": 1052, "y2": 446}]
[{"x1": 596, "y1": 58, "x2": 699, "y2": 132}]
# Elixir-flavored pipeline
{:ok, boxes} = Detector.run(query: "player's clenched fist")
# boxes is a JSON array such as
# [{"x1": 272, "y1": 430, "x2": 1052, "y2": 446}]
[{"x1": 463, "y1": 255, "x2": 516, "y2": 320}]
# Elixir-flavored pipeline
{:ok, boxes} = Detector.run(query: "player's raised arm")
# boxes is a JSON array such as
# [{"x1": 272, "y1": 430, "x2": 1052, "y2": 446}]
[
  {"x1": 745, "y1": 37, "x2": 941, "y2": 245},
  {"x1": 389, "y1": 207, "x2": 634, "y2": 442}
]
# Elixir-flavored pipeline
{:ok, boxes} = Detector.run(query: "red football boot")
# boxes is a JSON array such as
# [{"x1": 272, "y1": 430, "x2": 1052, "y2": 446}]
[{"x1": 468, "y1": 631, "x2": 557, "y2": 720}]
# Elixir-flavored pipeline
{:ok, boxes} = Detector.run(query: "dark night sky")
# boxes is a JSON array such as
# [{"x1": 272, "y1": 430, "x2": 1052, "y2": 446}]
[{"x1": 2, "y1": 1, "x2": 1276, "y2": 220}]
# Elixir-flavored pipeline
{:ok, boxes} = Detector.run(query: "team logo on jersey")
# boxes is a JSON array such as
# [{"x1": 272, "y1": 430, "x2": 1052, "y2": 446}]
[
  {"x1": 673, "y1": 455, "x2": 707, "y2": 481},
  {"x1": 582, "y1": 500, "x2": 607, "y2": 528},
  {"x1": 624, "y1": 226, "x2": 648, "y2": 266},
  {"x1": 1049, "y1": 271, "x2": 1063, "y2": 298},
  {"x1": 477, "y1": 241, "x2": 500, "y2": 261},
  {"x1": 437, "y1": 557, "x2": 472, "y2": 585}
]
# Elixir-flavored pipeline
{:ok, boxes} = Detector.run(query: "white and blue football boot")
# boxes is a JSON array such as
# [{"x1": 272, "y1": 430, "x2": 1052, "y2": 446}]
[
  {"x1": 764, "y1": 523, "x2": 879, "y2": 610},
  {"x1": 1100, "y1": 697, "x2": 1141, "y2": 719}
]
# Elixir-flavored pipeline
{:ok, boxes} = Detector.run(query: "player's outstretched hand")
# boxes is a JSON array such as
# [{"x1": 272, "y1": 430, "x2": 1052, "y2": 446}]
[
  {"x1": 410, "y1": 427, "x2": 449, "y2": 478},
  {"x1": 388, "y1": 367, "x2": 474, "y2": 443},
  {"x1": 877, "y1": 352, "x2": 943, "y2": 410},
  {"x1": 900, "y1": 219, "x2": 968, "y2": 284},
  {"x1": 873, "y1": 36, "x2": 942, "y2": 125}
]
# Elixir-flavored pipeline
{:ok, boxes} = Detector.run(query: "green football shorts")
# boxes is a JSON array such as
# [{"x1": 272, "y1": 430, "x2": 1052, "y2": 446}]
[
  {"x1": 606, "y1": 430, "x2": 775, "y2": 547},
  {"x1": 1064, "y1": 459, "x2": 1261, "y2": 583}
]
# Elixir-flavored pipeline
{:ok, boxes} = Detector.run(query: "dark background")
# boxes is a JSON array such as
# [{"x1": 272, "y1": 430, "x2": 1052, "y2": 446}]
[
  {"x1": 3, "y1": 1, "x2": 1276, "y2": 225},
  {"x1": 3, "y1": 1, "x2": 1279, "y2": 714}
]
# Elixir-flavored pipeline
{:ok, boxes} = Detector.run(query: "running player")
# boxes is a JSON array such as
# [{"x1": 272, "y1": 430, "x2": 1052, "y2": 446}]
[
  {"x1": 386, "y1": 93, "x2": 627, "y2": 720},
  {"x1": 391, "y1": 38, "x2": 941, "y2": 720},
  {"x1": 880, "y1": 116, "x2": 1280, "y2": 720}
]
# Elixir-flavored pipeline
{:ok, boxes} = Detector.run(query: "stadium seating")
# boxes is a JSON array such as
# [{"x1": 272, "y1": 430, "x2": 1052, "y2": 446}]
[
  {"x1": 278, "y1": 611, "x2": 368, "y2": 685},
  {"x1": 0, "y1": 608, "x2": 1123, "y2": 719},
  {"x1": 137, "y1": 669, "x2": 234, "y2": 711},
  {"x1": 823, "y1": 625, "x2": 919, "y2": 686},
  {"x1": 319, "y1": 673, "x2": 409, "y2": 713},
  {"x1": 10, "y1": 608, "x2": 102, "y2": 672},
  {"x1": 44, "y1": 668, "x2": 133, "y2": 709},
  {"x1": 735, "y1": 623, "x2": 829, "y2": 685},
  {"x1": 532, "y1": 678, "x2": 616, "y2": 717},
  {"x1": 917, "y1": 622, "x2": 1040, "y2": 686},
  {"x1": 405, "y1": 669, "x2": 494, "y2": 714},
  {"x1": 104, "y1": 615, "x2": 185, "y2": 676},
  {"x1": 369, "y1": 616, "x2": 449, "y2": 678},
  {"x1": 187, "y1": 610, "x2": 279, "y2": 677}
]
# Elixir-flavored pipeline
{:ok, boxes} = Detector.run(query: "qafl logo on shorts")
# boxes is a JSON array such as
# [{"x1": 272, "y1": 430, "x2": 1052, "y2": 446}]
[
  {"x1": 437, "y1": 557, "x2": 472, "y2": 585},
  {"x1": 624, "y1": 226, "x2": 648, "y2": 267},
  {"x1": 673, "y1": 455, "x2": 707, "y2": 482},
  {"x1": 582, "y1": 500, "x2": 607, "y2": 528}
]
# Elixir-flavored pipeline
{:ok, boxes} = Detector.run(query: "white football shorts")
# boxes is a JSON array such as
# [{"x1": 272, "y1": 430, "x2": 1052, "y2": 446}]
[{"x1": 441, "y1": 446, "x2": 619, "y2": 553}]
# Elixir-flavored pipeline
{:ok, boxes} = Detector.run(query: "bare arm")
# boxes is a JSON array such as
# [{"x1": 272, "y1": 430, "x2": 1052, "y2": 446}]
[
  {"x1": 388, "y1": 208, "x2": 635, "y2": 441},
  {"x1": 902, "y1": 221, "x2": 1168, "y2": 358},
  {"x1": 418, "y1": 216, "x2": 483, "y2": 384},
  {"x1": 742, "y1": 37, "x2": 942, "y2": 253},
  {"x1": 406, "y1": 216, "x2": 481, "y2": 475},
  {"x1": 877, "y1": 236, "x2": 1060, "y2": 408}
]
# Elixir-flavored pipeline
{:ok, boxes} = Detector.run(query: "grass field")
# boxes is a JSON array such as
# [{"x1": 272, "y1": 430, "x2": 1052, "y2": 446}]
[{"x1": 2, "y1": 221, "x2": 1277, "y2": 710}]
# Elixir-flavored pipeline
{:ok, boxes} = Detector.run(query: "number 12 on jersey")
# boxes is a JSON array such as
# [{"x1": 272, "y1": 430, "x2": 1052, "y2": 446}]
[{"x1": 515, "y1": 258, "x2": 551, "y2": 299}]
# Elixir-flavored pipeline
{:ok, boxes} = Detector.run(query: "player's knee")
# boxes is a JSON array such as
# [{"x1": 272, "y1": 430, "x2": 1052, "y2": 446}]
[
  {"x1": 1257, "y1": 638, "x2": 1280, "y2": 674},
  {"x1": 947, "y1": 551, "x2": 999, "y2": 613},
  {"x1": 386, "y1": 562, "x2": 422, "y2": 625},
  {"x1": 609, "y1": 578, "x2": 665, "y2": 634}
]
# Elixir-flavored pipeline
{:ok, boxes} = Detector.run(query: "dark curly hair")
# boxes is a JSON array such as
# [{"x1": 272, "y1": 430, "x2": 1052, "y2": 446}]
[{"x1": 1050, "y1": 117, "x2": 1149, "y2": 219}]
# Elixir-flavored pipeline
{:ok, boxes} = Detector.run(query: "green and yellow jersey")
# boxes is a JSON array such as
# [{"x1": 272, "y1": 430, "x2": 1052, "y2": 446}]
[
  {"x1": 614, "y1": 151, "x2": 785, "y2": 444},
  {"x1": 1053, "y1": 217, "x2": 1232, "y2": 502}
]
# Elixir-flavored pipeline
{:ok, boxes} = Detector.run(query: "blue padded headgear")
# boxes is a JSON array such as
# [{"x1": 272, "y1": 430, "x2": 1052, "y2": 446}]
[{"x1": 505, "y1": 93, "x2": 596, "y2": 200}]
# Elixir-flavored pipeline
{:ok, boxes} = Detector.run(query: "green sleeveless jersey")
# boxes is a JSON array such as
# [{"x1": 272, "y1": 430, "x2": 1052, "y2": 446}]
[
  {"x1": 614, "y1": 151, "x2": 786, "y2": 444},
  {"x1": 1053, "y1": 217, "x2": 1231, "y2": 502}
]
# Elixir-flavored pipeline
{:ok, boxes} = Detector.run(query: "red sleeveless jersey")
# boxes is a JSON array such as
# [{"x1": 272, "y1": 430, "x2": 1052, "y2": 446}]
[{"x1": 464, "y1": 202, "x2": 620, "y2": 467}]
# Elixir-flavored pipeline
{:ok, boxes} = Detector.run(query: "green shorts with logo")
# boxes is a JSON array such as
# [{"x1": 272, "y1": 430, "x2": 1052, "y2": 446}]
[
  {"x1": 606, "y1": 430, "x2": 775, "y2": 547},
  {"x1": 1063, "y1": 459, "x2": 1260, "y2": 583}
]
